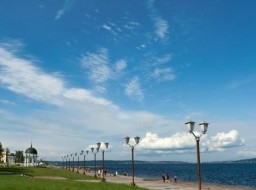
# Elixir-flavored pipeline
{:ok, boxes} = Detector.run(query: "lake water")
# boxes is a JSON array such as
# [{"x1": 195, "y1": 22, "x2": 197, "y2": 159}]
[{"x1": 72, "y1": 160, "x2": 256, "y2": 188}]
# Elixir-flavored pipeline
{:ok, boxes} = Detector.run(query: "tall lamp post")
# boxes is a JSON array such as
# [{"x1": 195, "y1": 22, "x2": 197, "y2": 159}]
[
  {"x1": 124, "y1": 136, "x2": 140, "y2": 186},
  {"x1": 77, "y1": 152, "x2": 80, "y2": 173},
  {"x1": 65, "y1": 155, "x2": 68, "y2": 170},
  {"x1": 97, "y1": 142, "x2": 109, "y2": 182},
  {"x1": 69, "y1": 154, "x2": 71, "y2": 171},
  {"x1": 185, "y1": 120, "x2": 209, "y2": 190},
  {"x1": 91, "y1": 147, "x2": 99, "y2": 178},
  {"x1": 72, "y1": 153, "x2": 75, "y2": 172},
  {"x1": 81, "y1": 150, "x2": 89, "y2": 175},
  {"x1": 62, "y1": 156, "x2": 65, "y2": 169}
]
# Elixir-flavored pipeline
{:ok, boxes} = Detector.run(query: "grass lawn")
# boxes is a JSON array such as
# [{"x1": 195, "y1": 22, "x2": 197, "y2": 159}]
[{"x1": 0, "y1": 166, "x2": 147, "y2": 190}]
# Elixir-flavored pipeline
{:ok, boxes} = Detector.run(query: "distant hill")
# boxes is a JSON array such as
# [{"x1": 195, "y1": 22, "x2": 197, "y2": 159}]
[{"x1": 218, "y1": 158, "x2": 256, "y2": 163}]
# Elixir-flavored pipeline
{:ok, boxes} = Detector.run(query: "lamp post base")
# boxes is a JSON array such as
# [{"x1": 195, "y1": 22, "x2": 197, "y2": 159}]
[
  {"x1": 101, "y1": 178, "x2": 106, "y2": 182},
  {"x1": 131, "y1": 182, "x2": 136, "y2": 186}
]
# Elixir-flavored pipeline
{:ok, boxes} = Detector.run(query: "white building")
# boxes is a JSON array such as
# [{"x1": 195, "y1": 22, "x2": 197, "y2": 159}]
[{"x1": 24, "y1": 144, "x2": 38, "y2": 166}]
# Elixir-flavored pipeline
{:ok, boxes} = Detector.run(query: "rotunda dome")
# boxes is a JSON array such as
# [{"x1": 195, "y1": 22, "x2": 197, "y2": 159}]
[{"x1": 25, "y1": 144, "x2": 37, "y2": 155}]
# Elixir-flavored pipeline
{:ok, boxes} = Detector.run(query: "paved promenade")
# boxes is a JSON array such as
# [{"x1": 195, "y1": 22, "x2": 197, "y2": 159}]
[
  {"x1": 77, "y1": 168, "x2": 256, "y2": 190},
  {"x1": 105, "y1": 174, "x2": 256, "y2": 190}
]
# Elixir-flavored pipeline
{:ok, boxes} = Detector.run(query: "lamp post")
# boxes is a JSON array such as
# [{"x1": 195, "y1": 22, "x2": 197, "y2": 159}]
[
  {"x1": 81, "y1": 150, "x2": 89, "y2": 175},
  {"x1": 69, "y1": 154, "x2": 71, "y2": 171},
  {"x1": 76, "y1": 152, "x2": 80, "y2": 173},
  {"x1": 62, "y1": 156, "x2": 65, "y2": 169},
  {"x1": 185, "y1": 120, "x2": 209, "y2": 190},
  {"x1": 91, "y1": 147, "x2": 99, "y2": 178},
  {"x1": 71, "y1": 154, "x2": 74, "y2": 172},
  {"x1": 97, "y1": 142, "x2": 109, "y2": 182},
  {"x1": 65, "y1": 155, "x2": 68, "y2": 170},
  {"x1": 124, "y1": 136, "x2": 140, "y2": 186}
]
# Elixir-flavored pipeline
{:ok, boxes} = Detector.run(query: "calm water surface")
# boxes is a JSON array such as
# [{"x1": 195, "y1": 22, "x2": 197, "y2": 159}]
[{"x1": 62, "y1": 161, "x2": 256, "y2": 188}]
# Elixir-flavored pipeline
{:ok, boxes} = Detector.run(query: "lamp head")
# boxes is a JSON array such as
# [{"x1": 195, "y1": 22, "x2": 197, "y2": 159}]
[
  {"x1": 199, "y1": 122, "x2": 209, "y2": 134},
  {"x1": 185, "y1": 120, "x2": 195, "y2": 133},
  {"x1": 124, "y1": 136, "x2": 130, "y2": 144},
  {"x1": 105, "y1": 142, "x2": 109, "y2": 149},
  {"x1": 134, "y1": 136, "x2": 140, "y2": 145},
  {"x1": 97, "y1": 142, "x2": 101, "y2": 149},
  {"x1": 91, "y1": 147, "x2": 94, "y2": 152},
  {"x1": 86, "y1": 150, "x2": 89, "y2": 154}
]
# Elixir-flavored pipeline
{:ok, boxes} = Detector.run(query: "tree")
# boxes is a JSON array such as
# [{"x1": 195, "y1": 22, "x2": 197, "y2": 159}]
[
  {"x1": 15, "y1": 150, "x2": 24, "y2": 163},
  {"x1": 0, "y1": 142, "x2": 3, "y2": 163}
]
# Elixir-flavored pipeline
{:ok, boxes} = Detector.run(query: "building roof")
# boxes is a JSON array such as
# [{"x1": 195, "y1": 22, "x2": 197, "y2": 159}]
[{"x1": 25, "y1": 144, "x2": 37, "y2": 155}]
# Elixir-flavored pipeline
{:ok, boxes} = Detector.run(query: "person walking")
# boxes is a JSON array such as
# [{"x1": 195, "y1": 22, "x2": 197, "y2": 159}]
[{"x1": 161, "y1": 173, "x2": 166, "y2": 183}]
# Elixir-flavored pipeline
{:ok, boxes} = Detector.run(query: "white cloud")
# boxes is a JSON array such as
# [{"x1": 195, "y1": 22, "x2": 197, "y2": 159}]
[
  {"x1": 147, "y1": 0, "x2": 169, "y2": 39},
  {"x1": 206, "y1": 130, "x2": 245, "y2": 151},
  {"x1": 154, "y1": 54, "x2": 172, "y2": 65},
  {"x1": 0, "y1": 45, "x2": 113, "y2": 106},
  {"x1": 139, "y1": 130, "x2": 245, "y2": 154},
  {"x1": 114, "y1": 59, "x2": 127, "y2": 73},
  {"x1": 125, "y1": 77, "x2": 144, "y2": 101},
  {"x1": 102, "y1": 24, "x2": 112, "y2": 31},
  {"x1": 63, "y1": 88, "x2": 112, "y2": 106},
  {"x1": 152, "y1": 68, "x2": 175, "y2": 81},
  {"x1": 81, "y1": 48, "x2": 111, "y2": 83},
  {"x1": 140, "y1": 132, "x2": 193, "y2": 151},
  {"x1": 0, "y1": 47, "x2": 64, "y2": 105},
  {"x1": 154, "y1": 17, "x2": 169, "y2": 39},
  {"x1": 55, "y1": 0, "x2": 73, "y2": 20}
]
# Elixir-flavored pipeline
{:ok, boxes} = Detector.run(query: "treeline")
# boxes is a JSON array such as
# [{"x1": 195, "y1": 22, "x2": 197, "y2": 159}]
[{"x1": 0, "y1": 142, "x2": 24, "y2": 163}]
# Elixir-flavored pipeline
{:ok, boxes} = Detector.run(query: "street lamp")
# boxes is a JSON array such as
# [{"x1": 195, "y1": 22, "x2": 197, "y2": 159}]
[
  {"x1": 62, "y1": 156, "x2": 65, "y2": 169},
  {"x1": 124, "y1": 136, "x2": 140, "y2": 186},
  {"x1": 97, "y1": 142, "x2": 109, "y2": 182},
  {"x1": 76, "y1": 152, "x2": 80, "y2": 173},
  {"x1": 65, "y1": 155, "x2": 68, "y2": 170},
  {"x1": 91, "y1": 147, "x2": 99, "y2": 178},
  {"x1": 185, "y1": 120, "x2": 209, "y2": 190},
  {"x1": 81, "y1": 150, "x2": 89, "y2": 175},
  {"x1": 69, "y1": 154, "x2": 72, "y2": 171}
]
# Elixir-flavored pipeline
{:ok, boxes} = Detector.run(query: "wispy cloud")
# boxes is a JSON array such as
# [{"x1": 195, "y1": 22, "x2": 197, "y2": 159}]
[
  {"x1": 101, "y1": 23, "x2": 121, "y2": 36},
  {"x1": 146, "y1": 54, "x2": 175, "y2": 81},
  {"x1": 81, "y1": 48, "x2": 111, "y2": 84},
  {"x1": 151, "y1": 68, "x2": 175, "y2": 81},
  {"x1": 228, "y1": 76, "x2": 256, "y2": 89},
  {"x1": 0, "y1": 44, "x2": 112, "y2": 106},
  {"x1": 55, "y1": 0, "x2": 73, "y2": 20},
  {"x1": 80, "y1": 48, "x2": 127, "y2": 93},
  {"x1": 154, "y1": 17, "x2": 169, "y2": 39},
  {"x1": 0, "y1": 47, "x2": 64, "y2": 105},
  {"x1": 125, "y1": 77, "x2": 144, "y2": 102},
  {"x1": 114, "y1": 59, "x2": 127, "y2": 73},
  {"x1": 147, "y1": 0, "x2": 169, "y2": 39}
]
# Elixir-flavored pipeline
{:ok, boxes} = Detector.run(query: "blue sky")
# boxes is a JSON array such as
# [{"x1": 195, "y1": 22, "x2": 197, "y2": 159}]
[{"x1": 0, "y1": 0, "x2": 256, "y2": 162}]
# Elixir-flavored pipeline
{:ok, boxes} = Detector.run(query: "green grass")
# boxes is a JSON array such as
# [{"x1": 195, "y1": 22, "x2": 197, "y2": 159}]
[{"x1": 0, "y1": 167, "x2": 147, "y2": 190}]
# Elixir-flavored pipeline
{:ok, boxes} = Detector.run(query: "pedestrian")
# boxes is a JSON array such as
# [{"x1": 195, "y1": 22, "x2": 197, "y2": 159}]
[
  {"x1": 166, "y1": 173, "x2": 169, "y2": 182},
  {"x1": 173, "y1": 176, "x2": 177, "y2": 183},
  {"x1": 161, "y1": 173, "x2": 166, "y2": 183}
]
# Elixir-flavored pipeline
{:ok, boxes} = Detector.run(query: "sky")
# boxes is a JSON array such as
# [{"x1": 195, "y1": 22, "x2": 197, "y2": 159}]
[{"x1": 0, "y1": 0, "x2": 256, "y2": 162}]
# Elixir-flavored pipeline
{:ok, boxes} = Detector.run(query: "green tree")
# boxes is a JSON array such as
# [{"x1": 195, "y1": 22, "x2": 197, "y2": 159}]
[
  {"x1": 15, "y1": 150, "x2": 24, "y2": 163},
  {"x1": 0, "y1": 142, "x2": 3, "y2": 163}
]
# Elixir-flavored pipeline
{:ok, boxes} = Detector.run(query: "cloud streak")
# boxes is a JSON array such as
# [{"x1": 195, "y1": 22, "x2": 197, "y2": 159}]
[
  {"x1": 0, "y1": 45, "x2": 112, "y2": 106},
  {"x1": 55, "y1": 0, "x2": 73, "y2": 20},
  {"x1": 125, "y1": 77, "x2": 144, "y2": 101}
]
